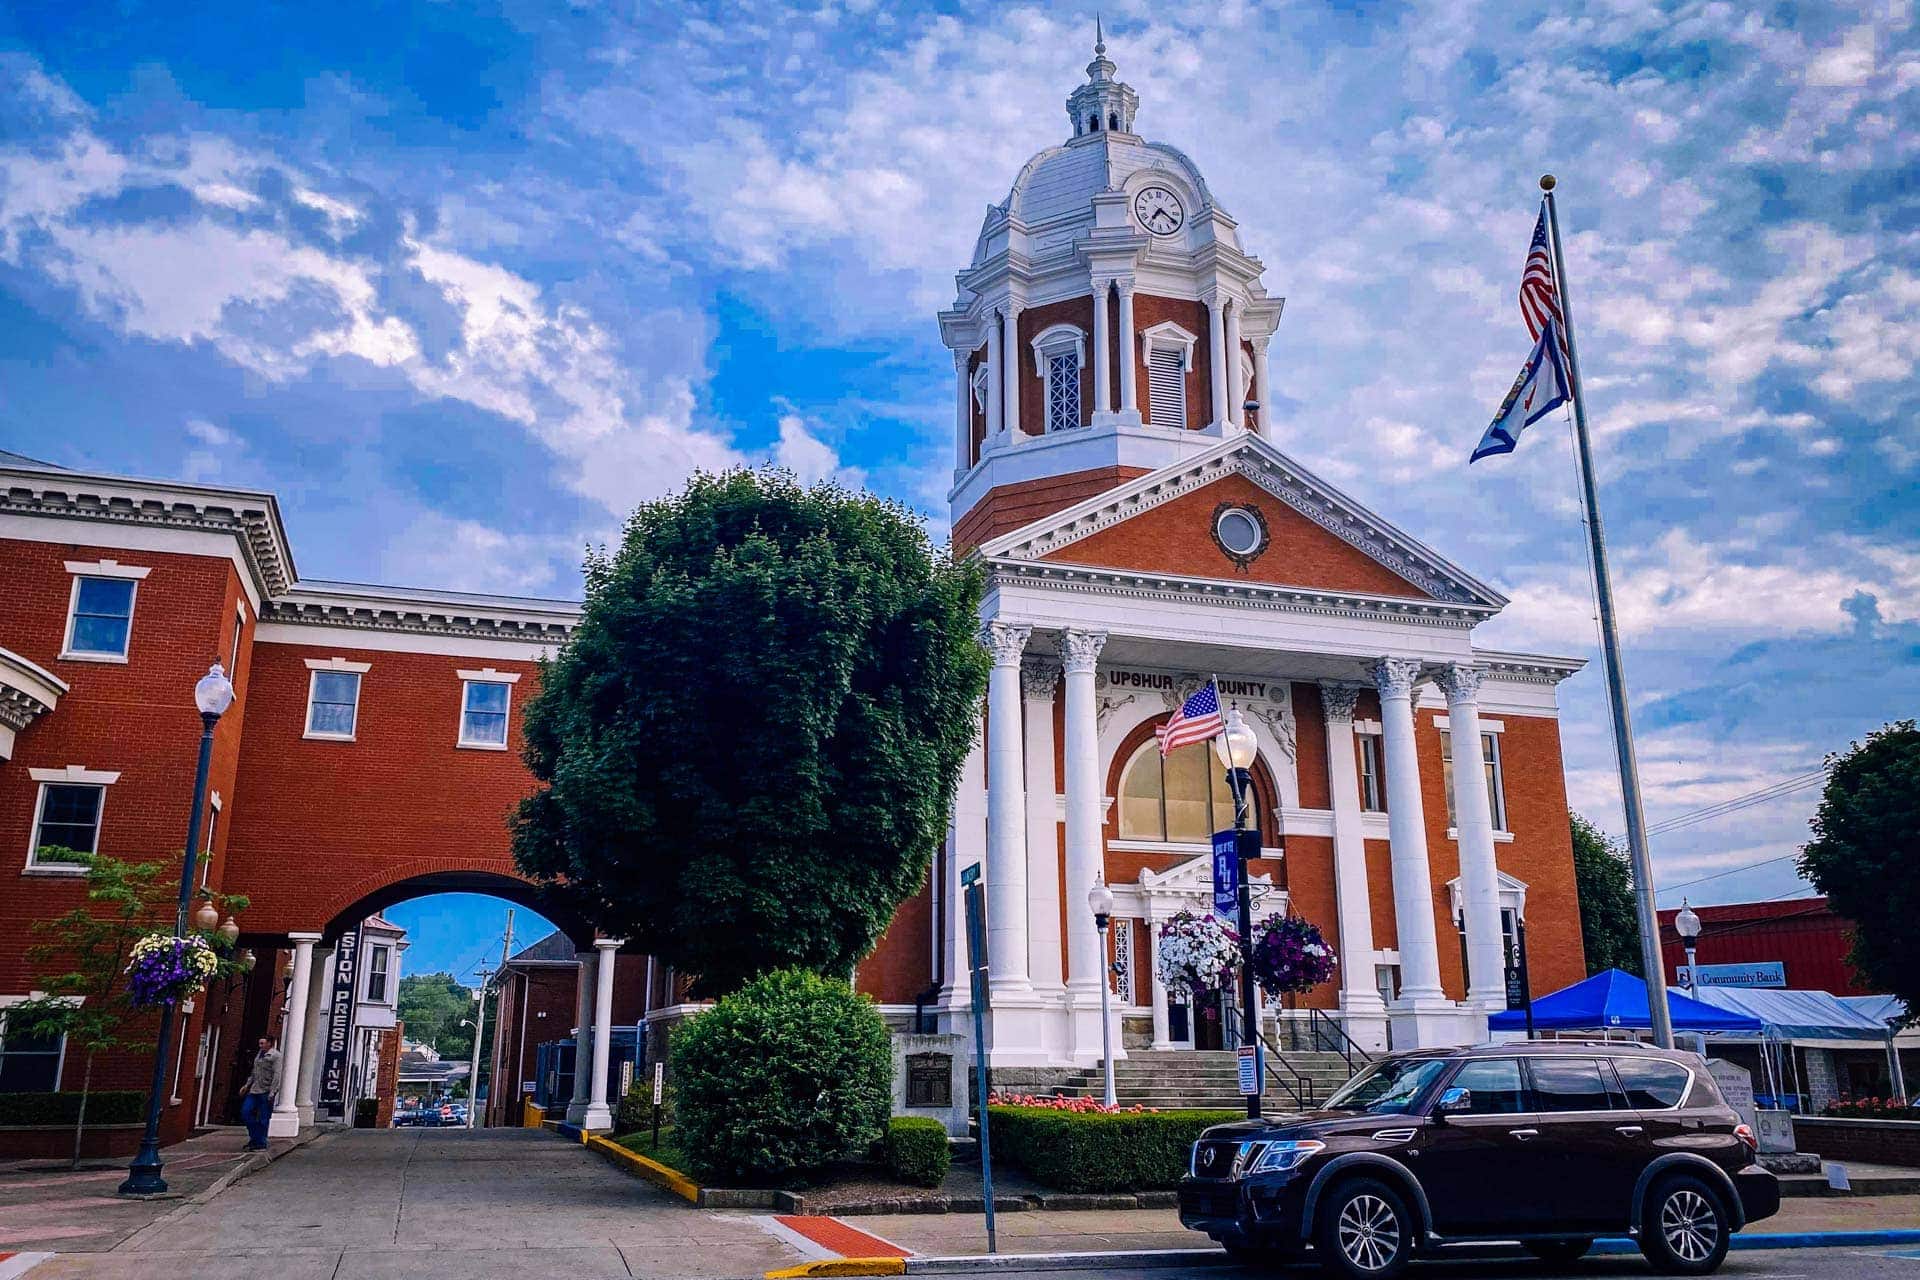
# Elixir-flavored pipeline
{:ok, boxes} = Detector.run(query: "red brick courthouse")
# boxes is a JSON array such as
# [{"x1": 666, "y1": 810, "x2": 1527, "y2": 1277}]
[{"x1": 0, "y1": 36, "x2": 1599, "y2": 1150}]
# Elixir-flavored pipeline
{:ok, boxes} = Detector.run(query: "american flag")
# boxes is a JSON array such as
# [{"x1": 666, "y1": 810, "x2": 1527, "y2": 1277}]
[
  {"x1": 1520, "y1": 205, "x2": 1564, "y2": 345},
  {"x1": 1156, "y1": 680, "x2": 1224, "y2": 757}
]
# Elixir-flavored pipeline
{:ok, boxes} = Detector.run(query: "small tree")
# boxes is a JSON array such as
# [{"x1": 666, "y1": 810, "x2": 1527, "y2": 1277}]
[
  {"x1": 1799, "y1": 721, "x2": 1920, "y2": 1018},
  {"x1": 513, "y1": 470, "x2": 989, "y2": 994},
  {"x1": 1570, "y1": 813, "x2": 1642, "y2": 976},
  {"x1": 396, "y1": 972, "x2": 478, "y2": 1060},
  {"x1": 8, "y1": 851, "x2": 247, "y2": 1166}
]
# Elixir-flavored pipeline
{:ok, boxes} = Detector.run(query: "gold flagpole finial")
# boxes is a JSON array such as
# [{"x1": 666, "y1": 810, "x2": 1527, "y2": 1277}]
[{"x1": 1539, "y1": 174, "x2": 1557, "y2": 191}]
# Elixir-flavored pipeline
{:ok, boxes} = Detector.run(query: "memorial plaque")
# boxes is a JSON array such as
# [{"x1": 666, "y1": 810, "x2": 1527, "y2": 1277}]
[
  {"x1": 1708, "y1": 1059, "x2": 1758, "y2": 1132},
  {"x1": 906, "y1": 1052, "x2": 954, "y2": 1108}
]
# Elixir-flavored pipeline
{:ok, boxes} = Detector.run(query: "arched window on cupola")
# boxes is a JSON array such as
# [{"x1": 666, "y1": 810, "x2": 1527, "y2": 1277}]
[
  {"x1": 1029, "y1": 324, "x2": 1086, "y2": 433},
  {"x1": 1109, "y1": 112, "x2": 1120, "y2": 132},
  {"x1": 1089, "y1": 114, "x2": 1101, "y2": 133}
]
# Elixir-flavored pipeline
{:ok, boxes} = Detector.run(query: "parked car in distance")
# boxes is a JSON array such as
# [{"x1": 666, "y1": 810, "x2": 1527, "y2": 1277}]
[{"x1": 1178, "y1": 1041, "x2": 1778, "y2": 1278}]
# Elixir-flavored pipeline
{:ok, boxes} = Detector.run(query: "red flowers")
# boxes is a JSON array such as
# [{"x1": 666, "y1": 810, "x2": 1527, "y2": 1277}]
[{"x1": 987, "y1": 1092, "x2": 1157, "y2": 1114}]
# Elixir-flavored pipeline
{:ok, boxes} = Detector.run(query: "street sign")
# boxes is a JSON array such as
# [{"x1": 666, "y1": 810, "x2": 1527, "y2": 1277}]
[
  {"x1": 1237, "y1": 1044, "x2": 1258, "y2": 1096},
  {"x1": 619, "y1": 1059, "x2": 633, "y2": 1098},
  {"x1": 652, "y1": 1060, "x2": 665, "y2": 1105},
  {"x1": 1211, "y1": 830, "x2": 1239, "y2": 928},
  {"x1": 961, "y1": 863, "x2": 998, "y2": 1255},
  {"x1": 1678, "y1": 961, "x2": 1786, "y2": 989}
]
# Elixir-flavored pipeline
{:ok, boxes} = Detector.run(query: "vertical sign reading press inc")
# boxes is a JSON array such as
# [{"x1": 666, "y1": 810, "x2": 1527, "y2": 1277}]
[{"x1": 318, "y1": 928, "x2": 360, "y2": 1117}]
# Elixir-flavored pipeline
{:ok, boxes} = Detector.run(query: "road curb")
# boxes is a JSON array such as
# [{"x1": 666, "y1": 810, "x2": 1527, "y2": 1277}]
[
  {"x1": 583, "y1": 1132, "x2": 700, "y2": 1202},
  {"x1": 766, "y1": 1261, "x2": 908, "y2": 1278},
  {"x1": 903, "y1": 1249, "x2": 1230, "y2": 1273}
]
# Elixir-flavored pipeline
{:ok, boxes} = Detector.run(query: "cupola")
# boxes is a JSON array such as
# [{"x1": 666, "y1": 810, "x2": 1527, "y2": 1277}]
[{"x1": 1066, "y1": 19, "x2": 1137, "y2": 138}]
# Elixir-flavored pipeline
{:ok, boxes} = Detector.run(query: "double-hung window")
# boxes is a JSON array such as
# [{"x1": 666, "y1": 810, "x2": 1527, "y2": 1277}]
[
  {"x1": 1029, "y1": 324, "x2": 1086, "y2": 434},
  {"x1": 456, "y1": 668, "x2": 520, "y2": 749},
  {"x1": 304, "y1": 658, "x2": 370, "y2": 740},
  {"x1": 1357, "y1": 732, "x2": 1385, "y2": 812},
  {"x1": 1441, "y1": 729, "x2": 1508, "y2": 831},
  {"x1": 365, "y1": 945, "x2": 391, "y2": 1004},
  {"x1": 61, "y1": 561, "x2": 149, "y2": 660},
  {"x1": 0, "y1": 1010, "x2": 63, "y2": 1093},
  {"x1": 27, "y1": 768, "x2": 117, "y2": 869}
]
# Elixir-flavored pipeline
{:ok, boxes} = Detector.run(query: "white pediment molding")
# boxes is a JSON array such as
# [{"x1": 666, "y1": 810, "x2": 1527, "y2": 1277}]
[{"x1": 976, "y1": 433, "x2": 1508, "y2": 609}]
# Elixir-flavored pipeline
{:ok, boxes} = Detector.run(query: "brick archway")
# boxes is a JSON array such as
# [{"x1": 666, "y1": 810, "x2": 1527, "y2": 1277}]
[{"x1": 296, "y1": 864, "x2": 593, "y2": 949}]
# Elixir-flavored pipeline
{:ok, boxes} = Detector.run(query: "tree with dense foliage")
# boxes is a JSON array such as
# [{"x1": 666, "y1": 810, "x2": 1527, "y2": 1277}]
[
  {"x1": 513, "y1": 470, "x2": 990, "y2": 994},
  {"x1": 396, "y1": 972, "x2": 478, "y2": 1061},
  {"x1": 1570, "y1": 812, "x2": 1643, "y2": 977},
  {"x1": 670, "y1": 968, "x2": 892, "y2": 1184},
  {"x1": 9, "y1": 851, "x2": 247, "y2": 1165},
  {"x1": 1799, "y1": 721, "x2": 1920, "y2": 1019}
]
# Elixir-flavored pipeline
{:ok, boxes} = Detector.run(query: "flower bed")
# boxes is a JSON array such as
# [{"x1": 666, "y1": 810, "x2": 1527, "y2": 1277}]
[
  {"x1": 986, "y1": 1092, "x2": 1157, "y2": 1114},
  {"x1": 988, "y1": 1104, "x2": 1242, "y2": 1193},
  {"x1": 1825, "y1": 1097, "x2": 1919, "y2": 1121}
]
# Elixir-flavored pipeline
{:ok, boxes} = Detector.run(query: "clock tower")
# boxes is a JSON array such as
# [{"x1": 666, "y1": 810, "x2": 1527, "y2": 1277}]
[{"x1": 939, "y1": 29, "x2": 1286, "y2": 552}]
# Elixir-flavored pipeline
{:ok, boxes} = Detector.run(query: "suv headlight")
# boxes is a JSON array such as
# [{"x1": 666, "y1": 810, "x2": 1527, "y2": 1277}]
[{"x1": 1247, "y1": 1139, "x2": 1324, "y2": 1174}]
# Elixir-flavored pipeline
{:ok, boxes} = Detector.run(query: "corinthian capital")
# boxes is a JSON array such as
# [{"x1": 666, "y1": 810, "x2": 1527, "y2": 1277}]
[
  {"x1": 1368, "y1": 657, "x2": 1424, "y2": 702},
  {"x1": 1318, "y1": 680, "x2": 1365, "y2": 723},
  {"x1": 1060, "y1": 628, "x2": 1108, "y2": 675},
  {"x1": 1020, "y1": 655, "x2": 1061, "y2": 700},
  {"x1": 1432, "y1": 663, "x2": 1485, "y2": 703},
  {"x1": 981, "y1": 620, "x2": 1032, "y2": 667}
]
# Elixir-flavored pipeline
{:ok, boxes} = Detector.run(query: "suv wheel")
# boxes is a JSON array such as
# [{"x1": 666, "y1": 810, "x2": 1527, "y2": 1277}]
[
  {"x1": 1314, "y1": 1177, "x2": 1413, "y2": 1279},
  {"x1": 1640, "y1": 1174, "x2": 1730, "y2": 1275}
]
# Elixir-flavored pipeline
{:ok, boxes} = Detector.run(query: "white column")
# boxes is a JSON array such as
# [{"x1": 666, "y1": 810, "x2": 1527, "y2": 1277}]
[
  {"x1": 941, "y1": 729, "x2": 986, "y2": 1008},
  {"x1": 582, "y1": 938, "x2": 621, "y2": 1130},
  {"x1": 1002, "y1": 303, "x2": 1023, "y2": 437},
  {"x1": 982, "y1": 621, "x2": 1032, "y2": 995},
  {"x1": 1370, "y1": 658, "x2": 1452, "y2": 1039},
  {"x1": 1251, "y1": 337, "x2": 1274, "y2": 439},
  {"x1": 1205, "y1": 295, "x2": 1228, "y2": 429},
  {"x1": 953, "y1": 350, "x2": 972, "y2": 473},
  {"x1": 1148, "y1": 921, "x2": 1173, "y2": 1050},
  {"x1": 295, "y1": 943, "x2": 334, "y2": 1126},
  {"x1": 269, "y1": 932, "x2": 320, "y2": 1138},
  {"x1": 1224, "y1": 300, "x2": 1244, "y2": 430},
  {"x1": 564, "y1": 948, "x2": 596, "y2": 1124},
  {"x1": 1321, "y1": 682, "x2": 1389, "y2": 1051},
  {"x1": 985, "y1": 316, "x2": 1005, "y2": 439},
  {"x1": 1022, "y1": 657, "x2": 1063, "y2": 992},
  {"x1": 1091, "y1": 281, "x2": 1113, "y2": 418},
  {"x1": 1437, "y1": 664, "x2": 1506, "y2": 1009},
  {"x1": 1116, "y1": 281, "x2": 1139, "y2": 422},
  {"x1": 1061, "y1": 629, "x2": 1111, "y2": 1062}
]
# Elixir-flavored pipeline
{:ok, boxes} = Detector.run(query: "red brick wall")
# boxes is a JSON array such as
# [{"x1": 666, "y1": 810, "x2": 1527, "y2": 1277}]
[
  {"x1": 1041, "y1": 473, "x2": 1432, "y2": 597},
  {"x1": 859, "y1": 877, "x2": 934, "y2": 1006},
  {"x1": 1131, "y1": 294, "x2": 1214, "y2": 429},
  {"x1": 1017, "y1": 297, "x2": 1096, "y2": 434},
  {"x1": 951, "y1": 466, "x2": 1150, "y2": 554},
  {"x1": 373, "y1": 1024, "x2": 400, "y2": 1127}
]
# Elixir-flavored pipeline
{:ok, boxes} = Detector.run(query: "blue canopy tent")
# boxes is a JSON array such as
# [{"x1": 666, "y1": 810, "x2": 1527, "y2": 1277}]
[{"x1": 1487, "y1": 968, "x2": 1765, "y2": 1034}]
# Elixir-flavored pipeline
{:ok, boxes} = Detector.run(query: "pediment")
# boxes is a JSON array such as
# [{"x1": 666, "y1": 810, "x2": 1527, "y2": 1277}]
[{"x1": 977, "y1": 433, "x2": 1506, "y2": 609}]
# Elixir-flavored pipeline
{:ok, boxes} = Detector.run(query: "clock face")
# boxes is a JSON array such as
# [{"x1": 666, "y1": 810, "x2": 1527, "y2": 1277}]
[{"x1": 1134, "y1": 185, "x2": 1185, "y2": 235}]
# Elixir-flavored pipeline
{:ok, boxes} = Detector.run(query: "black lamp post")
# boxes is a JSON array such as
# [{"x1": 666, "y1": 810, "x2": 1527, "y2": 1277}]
[
  {"x1": 1212, "y1": 706, "x2": 1261, "y2": 1120},
  {"x1": 120, "y1": 662, "x2": 234, "y2": 1197}
]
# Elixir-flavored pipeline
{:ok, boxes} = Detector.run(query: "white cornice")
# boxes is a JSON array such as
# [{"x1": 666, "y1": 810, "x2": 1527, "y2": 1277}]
[
  {"x1": 1472, "y1": 649, "x2": 1588, "y2": 687},
  {"x1": 0, "y1": 646, "x2": 67, "y2": 737},
  {"x1": 263, "y1": 583, "x2": 577, "y2": 646}
]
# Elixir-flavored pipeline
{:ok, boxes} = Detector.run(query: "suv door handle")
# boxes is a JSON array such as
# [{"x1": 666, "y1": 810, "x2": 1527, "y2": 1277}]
[
  {"x1": 1615, "y1": 1125, "x2": 1644, "y2": 1136},
  {"x1": 1509, "y1": 1129, "x2": 1539, "y2": 1140}
]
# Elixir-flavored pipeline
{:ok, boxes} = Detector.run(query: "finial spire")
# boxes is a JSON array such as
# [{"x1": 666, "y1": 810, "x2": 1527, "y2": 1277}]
[
  {"x1": 1067, "y1": 18, "x2": 1137, "y2": 137},
  {"x1": 1095, "y1": 14, "x2": 1105, "y2": 56}
]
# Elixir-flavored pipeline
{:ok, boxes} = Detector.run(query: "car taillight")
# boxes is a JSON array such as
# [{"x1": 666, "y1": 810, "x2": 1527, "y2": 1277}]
[{"x1": 1734, "y1": 1123, "x2": 1757, "y2": 1154}]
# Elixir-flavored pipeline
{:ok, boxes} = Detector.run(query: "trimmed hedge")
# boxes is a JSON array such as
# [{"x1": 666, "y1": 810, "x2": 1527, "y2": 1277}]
[
  {"x1": 884, "y1": 1116, "x2": 951, "y2": 1187},
  {"x1": 0, "y1": 1091, "x2": 146, "y2": 1127},
  {"x1": 989, "y1": 1106, "x2": 1242, "y2": 1192}
]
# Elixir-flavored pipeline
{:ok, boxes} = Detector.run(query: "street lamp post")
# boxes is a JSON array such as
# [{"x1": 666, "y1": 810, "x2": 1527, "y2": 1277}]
[
  {"x1": 463, "y1": 968, "x2": 490, "y2": 1130},
  {"x1": 121, "y1": 663, "x2": 234, "y2": 1197},
  {"x1": 1675, "y1": 899, "x2": 1702, "y2": 993},
  {"x1": 1212, "y1": 706, "x2": 1262, "y2": 1121},
  {"x1": 1087, "y1": 876, "x2": 1117, "y2": 1108}
]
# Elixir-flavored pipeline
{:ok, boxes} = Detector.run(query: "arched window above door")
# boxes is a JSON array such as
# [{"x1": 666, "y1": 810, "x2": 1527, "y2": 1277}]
[{"x1": 1118, "y1": 738, "x2": 1237, "y2": 843}]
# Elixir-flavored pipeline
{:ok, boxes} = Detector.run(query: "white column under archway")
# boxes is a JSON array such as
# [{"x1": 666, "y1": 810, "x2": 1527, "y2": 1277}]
[
  {"x1": 1022, "y1": 657, "x2": 1063, "y2": 992},
  {"x1": 269, "y1": 932, "x2": 320, "y2": 1138},
  {"x1": 1321, "y1": 681, "x2": 1389, "y2": 1051},
  {"x1": 565, "y1": 948, "x2": 596, "y2": 1125},
  {"x1": 582, "y1": 937, "x2": 622, "y2": 1131},
  {"x1": 982, "y1": 622, "x2": 1032, "y2": 996},
  {"x1": 1091, "y1": 281, "x2": 1113, "y2": 419}
]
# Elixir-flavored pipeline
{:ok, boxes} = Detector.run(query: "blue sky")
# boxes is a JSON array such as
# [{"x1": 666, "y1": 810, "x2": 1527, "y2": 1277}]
[{"x1": 2, "y1": 2, "x2": 1915, "y2": 970}]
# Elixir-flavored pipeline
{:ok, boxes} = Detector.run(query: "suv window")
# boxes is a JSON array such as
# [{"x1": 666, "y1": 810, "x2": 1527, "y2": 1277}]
[
  {"x1": 1324, "y1": 1057, "x2": 1452, "y2": 1115},
  {"x1": 1614, "y1": 1056, "x2": 1692, "y2": 1109},
  {"x1": 1449, "y1": 1057, "x2": 1528, "y2": 1114},
  {"x1": 1528, "y1": 1057, "x2": 1615, "y2": 1112}
]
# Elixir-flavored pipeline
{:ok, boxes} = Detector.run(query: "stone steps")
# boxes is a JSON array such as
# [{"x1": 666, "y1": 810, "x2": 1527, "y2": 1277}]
[{"x1": 1041, "y1": 1049, "x2": 1362, "y2": 1109}]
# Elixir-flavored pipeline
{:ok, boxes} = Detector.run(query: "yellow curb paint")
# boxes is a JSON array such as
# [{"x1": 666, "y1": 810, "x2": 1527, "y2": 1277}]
[
  {"x1": 585, "y1": 1134, "x2": 700, "y2": 1203},
  {"x1": 764, "y1": 1261, "x2": 906, "y2": 1279}
]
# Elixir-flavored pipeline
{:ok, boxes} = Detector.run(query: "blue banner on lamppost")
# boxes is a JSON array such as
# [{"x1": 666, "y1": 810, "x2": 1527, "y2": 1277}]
[{"x1": 1211, "y1": 829, "x2": 1239, "y2": 929}]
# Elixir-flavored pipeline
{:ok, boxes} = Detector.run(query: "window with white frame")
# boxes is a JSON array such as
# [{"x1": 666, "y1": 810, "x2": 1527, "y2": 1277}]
[
  {"x1": 199, "y1": 793, "x2": 220, "y2": 890},
  {"x1": 1118, "y1": 738, "x2": 1237, "y2": 843},
  {"x1": 456, "y1": 668, "x2": 520, "y2": 749},
  {"x1": 1030, "y1": 324, "x2": 1085, "y2": 434},
  {"x1": 61, "y1": 561, "x2": 149, "y2": 660},
  {"x1": 0, "y1": 1009, "x2": 64, "y2": 1093},
  {"x1": 365, "y1": 945, "x2": 392, "y2": 1004},
  {"x1": 304, "y1": 658, "x2": 370, "y2": 740},
  {"x1": 1441, "y1": 729, "x2": 1507, "y2": 831},
  {"x1": 1357, "y1": 732, "x2": 1385, "y2": 812},
  {"x1": 1139, "y1": 322, "x2": 1197, "y2": 430},
  {"x1": 228, "y1": 607, "x2": 246, "y2": 684},
  {"x1": 27, "y1": 767, "x2": 118, "y2": 869}
]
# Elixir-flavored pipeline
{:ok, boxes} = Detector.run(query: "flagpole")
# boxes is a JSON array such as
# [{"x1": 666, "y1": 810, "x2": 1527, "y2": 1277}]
[{"x1": 1538, "y1": 174, "x2": 1674, "y2": 1050}]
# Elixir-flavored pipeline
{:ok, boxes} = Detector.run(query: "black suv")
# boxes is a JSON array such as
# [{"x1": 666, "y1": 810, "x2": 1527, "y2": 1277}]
[{"x1": 1178, "y1": 1042, "x2": 1778, "y2": 1278}]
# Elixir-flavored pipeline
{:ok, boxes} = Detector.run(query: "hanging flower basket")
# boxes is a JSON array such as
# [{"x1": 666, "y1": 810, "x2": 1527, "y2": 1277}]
[
  {"x1": 1249, "y1": 914, "x2": 1338, "y2": 997},
  {"x1": 1155, "y1": 910, "x2": 1239, "y2": 1001},
  {"x1": 126, "y1": 934, "x2": 219, "y2": 1007}
]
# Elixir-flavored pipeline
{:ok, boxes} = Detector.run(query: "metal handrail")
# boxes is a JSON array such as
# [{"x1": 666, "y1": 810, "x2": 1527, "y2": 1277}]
[
  {"x1": 1307, "y1": 1008, "x2": 1376, "y2": 1074},
  {"x1": 1257, "y1": 1030, "x2": 1316, "y2": 1110}
]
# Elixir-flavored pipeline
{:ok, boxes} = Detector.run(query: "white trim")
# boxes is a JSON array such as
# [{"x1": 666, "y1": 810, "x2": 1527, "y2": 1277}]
[
  {"x1": 254, "y1": 622, "x2": 560, "y2": 663},
  {"x1": 0, "y1": 1003, "x2": 69, "y2": 1092},
  {"x1": 455, "y1": 667, "x2": 522, "y2": 684},
  {"x1": 1434, "y1": 715, "x2": 1505, "y2": 733},
  {"x1": 303, "y1": 668, "x2": 363, "y2": 741},
  {"x1": 61, "y1": 559, "x2": 152, "y2": 580},
  {"x1": 304, "y1": 656, "x2": 373, "y2": 673},
  {"x1": 1353, "y1": 718, "x2": 1382, "y2": 734},
  {"x1": 456, "y1": 676, "x2": 514, "y2": 751},
  {"x1": 1110, "y1": 837, "x2": 1287, "y2": 859},
  {"x1": 59, "y1": 572, "x2": 141, "y2": 663},
  {"x1": 25, "y1": 774, "x2": 114, "y2": 872},
  {"x1": 28, "y1": 765, "x2": 122, "y2": 785},
  {"x1": 1138, "y1": 319, "x2": 1199, "y2": 368},
  {"x1": 1029, "y1": 322, "x2": 1087, "y2": 376}
]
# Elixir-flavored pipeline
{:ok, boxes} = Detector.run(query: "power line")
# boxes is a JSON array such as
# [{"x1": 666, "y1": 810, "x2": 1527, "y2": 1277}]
[
  {"x1": 1645, "y1": 769, "x2": 1827, "y2": 837},
  {"x1": 1655, "y1": 852, "x2": 1804, "y2": 898}
]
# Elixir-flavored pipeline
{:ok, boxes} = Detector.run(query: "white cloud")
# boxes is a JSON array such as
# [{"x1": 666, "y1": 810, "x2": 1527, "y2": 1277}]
[{"x1": 773, "y1": 412, "x2": 868, "y2": 489}]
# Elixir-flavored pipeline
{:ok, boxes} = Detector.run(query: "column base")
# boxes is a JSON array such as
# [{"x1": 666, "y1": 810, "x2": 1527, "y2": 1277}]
[
  {"x1": 984, "y1": 995, "x2": 1065, "y2": 1068},
  {"x1": 267, "y1": 1110, "x2": 301, "y2": 1139},
  {"x1": 1336, "y1": 995, "x2": 1392, "y2": 1055},
  {"x1": 296, "y1": 1102, "x2": 315, "y2": 1128},
  {"x1": 1388, "y1": 999, "x2": 1477, "y2": 1050},
  {"x1": 581, "y1": 1104, "x2": 614, "y2": 1132},
  {"x1": 564, "y1": 1101, "x2": 591, "y2": 1125},
  {"x1": 1064, "y1": 987, "x2": 1126, "y2": 1067}
]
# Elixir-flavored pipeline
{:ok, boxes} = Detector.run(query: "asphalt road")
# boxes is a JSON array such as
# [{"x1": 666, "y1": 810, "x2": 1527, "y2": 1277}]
[{"x1": 977, "y1": 1247, "x2": 1920, "y2": 1278}]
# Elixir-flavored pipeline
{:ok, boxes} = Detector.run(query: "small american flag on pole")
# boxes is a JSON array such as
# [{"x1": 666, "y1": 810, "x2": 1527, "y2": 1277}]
[
  {"x1": 1156, "y1": 680, "x2": 1225, "y2": 757},
  {"x1": 1519, "y1": 206, "x2": 1564, "y2": 346}
]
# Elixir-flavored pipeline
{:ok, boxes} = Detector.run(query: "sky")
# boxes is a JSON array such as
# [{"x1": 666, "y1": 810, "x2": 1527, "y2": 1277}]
[{"x1": 1, "y1": 1, "x2": 1915, "y2": 969}]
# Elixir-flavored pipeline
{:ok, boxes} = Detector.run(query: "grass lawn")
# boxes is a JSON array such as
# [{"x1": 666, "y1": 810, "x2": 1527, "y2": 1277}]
[{"x1": 613, "y1": 1124, "x2": 690, "y2": 1174}]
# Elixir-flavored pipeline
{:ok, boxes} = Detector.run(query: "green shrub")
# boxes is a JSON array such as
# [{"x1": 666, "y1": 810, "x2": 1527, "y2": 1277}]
[
  {"x1": 0, "y1": 1091, "x2": 146, "y2": 1127},
  {"x1": 614, "y1": 1080, "x2": 659, "y2": 1136},
  {"x1": 884, "y1": 1116, "x2": 951, "y2": 1187},
  {"x1": 989, "y1": 1106, "x2": 1242, "y2": 1192},
  {"x1": 671, "y1": 969, "x2": 892, "y2": 1185}
]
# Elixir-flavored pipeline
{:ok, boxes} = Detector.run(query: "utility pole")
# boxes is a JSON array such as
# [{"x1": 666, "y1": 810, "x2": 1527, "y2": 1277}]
[
  {"x1": 465, "y1": 963, "x2": 492, "y2": 1130},
  {"x1": 488, "y1": 909, "x2": 514, "y2": 1128}
]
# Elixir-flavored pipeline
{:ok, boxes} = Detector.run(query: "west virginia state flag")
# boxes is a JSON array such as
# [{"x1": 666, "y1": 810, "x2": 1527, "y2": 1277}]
[{"x1": 1471, "y1": 318, "x2": 1571, "y2": 463}]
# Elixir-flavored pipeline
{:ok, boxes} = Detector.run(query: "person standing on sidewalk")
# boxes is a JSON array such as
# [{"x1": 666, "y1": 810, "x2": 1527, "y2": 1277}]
[{"x1": 241, "y1": 1035, "x2": 281, "y2": 1150}]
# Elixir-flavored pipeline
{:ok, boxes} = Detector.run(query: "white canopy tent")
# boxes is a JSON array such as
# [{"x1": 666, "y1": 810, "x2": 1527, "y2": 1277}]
[{"x1": 1688, "y1": 987, "x2": 1914, "y2": 1103}]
